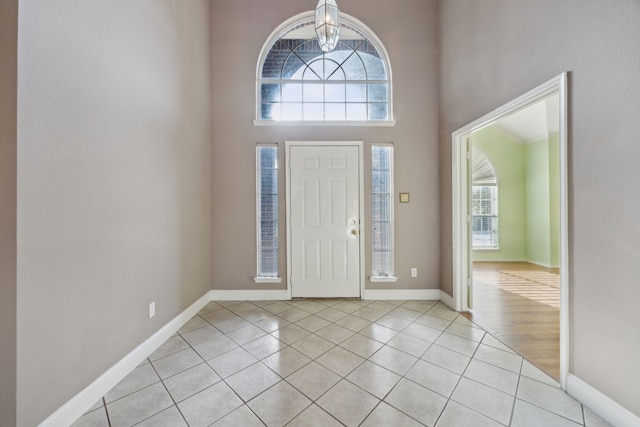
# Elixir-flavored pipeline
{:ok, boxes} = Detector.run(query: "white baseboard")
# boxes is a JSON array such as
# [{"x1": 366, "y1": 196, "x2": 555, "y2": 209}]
[
  {"x1": 439, "y1": 290, "x2": 455, "y2": 310},
  {"x1": 566, "y1": 374, "x2": 640, "y2": 427},
  {"x1": 213, "y1": 288, "x2": 444, "y2": 302},
  {"x1": 211, "y1": 289, "x2": 290, "y2": 301},
  {"x1": 40, "y1": 291, "x2": 213, "y2": 427},
  {"x1": 525, "y1": 260, "x2": 559, "y2": 269},
  {"x1": 363, "y1": 289, "x2": 441, "y2": 300}
]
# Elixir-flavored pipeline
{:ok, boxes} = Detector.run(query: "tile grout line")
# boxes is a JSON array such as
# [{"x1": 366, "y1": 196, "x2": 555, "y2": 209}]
[
  {"x1": 432, "y1": 316, "x2": 480, "y2": 427},
  {"x1": 309, "y1": 300, "x2": 430, "y2": 426},
  {"x1": 89, "y1": 298, "x2": 589, "y2": 427},
  {"x1": 329, "y1": 301, "x2": 448, "y2": 425},
  {"x1": 255, "y1": 299, "x2": 421, "y2": 425},
  {"x1": 213, "y1": 299, "x2": 341, "y2": 425},
  {"x1": 102, "y1": 397, "x2": 112, "y2": 427},
  {"x1": 148, "y1": 359, "x2": 191, "y2": 427},
  {"x1": 383, "y1": 302, "x2": 490, "y2": 425},
  {"x1": 185, "y1": 303, "x2": 264, "y2": 426},
  {"x1": 249, "y1": 299, "x2": 368, "y2": 425},
  {"x1": 149, "y1": 301, "x2": 253, "y2": 426},
  {"x1": 121, "y1": 301, "x2": 450, "y2": 425},
  {"x1": 507, "y1": 356, "x2": 525, "y2": 426}
]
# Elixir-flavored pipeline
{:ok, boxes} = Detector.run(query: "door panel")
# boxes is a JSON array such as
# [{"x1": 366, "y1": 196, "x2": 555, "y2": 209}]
[
  {"x1": 331, "y1": 240, "x2": 348, "y2": 280},
  {"x1": 303, "y1": 239, "x2": 321, "y2": 280},
  {"x1": 303, "y1": 179, "x2": 320, "y2": 227},
  {"x1": 331, "y1": 180, "x2": 347, "y2": 227},
  {"x1": 290, "y1": 145, "x2": 360, "y2": 298}
]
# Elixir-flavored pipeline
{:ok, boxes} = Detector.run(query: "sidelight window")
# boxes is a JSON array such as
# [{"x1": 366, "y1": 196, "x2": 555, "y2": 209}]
[
  {"x1": 256, "y1": 144, "x2": 280, "y2": 281},
  {"x1": 371, "y1": 145, "x2": 395, "y2": 279}
]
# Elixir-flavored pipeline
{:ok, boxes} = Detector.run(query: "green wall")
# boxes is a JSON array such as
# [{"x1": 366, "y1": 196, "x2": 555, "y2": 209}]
[
  {"x1": 525, "y1": 139, "x2": 552, "y2": 266},
  {"x1": 472, "y1": 127, "x2": 560, "y2": 267},
  {"x1": 524, "y1": 135, "x2": 560, "y2": 267}
]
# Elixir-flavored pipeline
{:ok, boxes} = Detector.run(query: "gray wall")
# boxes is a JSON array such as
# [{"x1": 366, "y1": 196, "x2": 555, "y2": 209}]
[
  {"x1": 16, "y1": 1, "x2": 212, "y2": 425},
  {"x1": 0, "y1": 1, "x2": 17, "y2": 425},
  {"x1": 439, "y1": 0, "x2": 640, "y2": 415},
  {"x1": 210, "y1": 0, "x2": 440, "y2": 291}
]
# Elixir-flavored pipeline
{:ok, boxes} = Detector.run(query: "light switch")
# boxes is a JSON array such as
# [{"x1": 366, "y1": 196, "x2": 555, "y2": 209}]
[{"x1": 399, "y1": 193, "x2": 410, "y2": 203}]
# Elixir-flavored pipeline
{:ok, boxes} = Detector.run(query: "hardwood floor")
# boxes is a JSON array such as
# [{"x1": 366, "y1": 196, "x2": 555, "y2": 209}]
[{"x1": 462, "y1": 261, "x2": 560, "y2": 380}]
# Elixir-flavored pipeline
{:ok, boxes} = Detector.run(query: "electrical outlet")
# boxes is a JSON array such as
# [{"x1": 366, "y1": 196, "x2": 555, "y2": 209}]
[
  {"x1": 411, "y1": 268, "x2": 417, "y2": 277},
  {"x1": 149, "y1": 302, "x2": 156, "y2": 319}
]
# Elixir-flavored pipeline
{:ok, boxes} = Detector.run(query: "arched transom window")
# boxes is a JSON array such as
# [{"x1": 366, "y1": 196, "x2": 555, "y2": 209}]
[{"x1": 257, "y1": 13, "x2": 392, "y2": 123}]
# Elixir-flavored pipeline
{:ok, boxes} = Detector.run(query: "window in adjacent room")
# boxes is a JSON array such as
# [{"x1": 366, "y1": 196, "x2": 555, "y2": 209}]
[
  {"x1": 255, "y1": 144, "x2": 281, "y2": 282},
  {"x1": 256, "y1": 12, "x2": 393, "y2": 124},
  {"x1": 371, "y1": 144, "x2": 396, "y2": 281},
  {"x1": 472, "y1": 149, "x2": 499, "y2": 249}
]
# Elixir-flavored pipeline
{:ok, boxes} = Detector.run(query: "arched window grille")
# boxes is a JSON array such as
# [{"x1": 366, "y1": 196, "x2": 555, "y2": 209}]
[
  {"x1": 472, "y1": 149, "x2": 499, "y2": 249},
  {"x1": 257, "y1": 13, "x2": 392, "y2": 123}
]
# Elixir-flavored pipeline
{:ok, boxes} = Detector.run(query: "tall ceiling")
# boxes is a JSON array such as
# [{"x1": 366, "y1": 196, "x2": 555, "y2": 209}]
[{"x1": 491, "y1": 93, "x2": 560, "y2": 143}]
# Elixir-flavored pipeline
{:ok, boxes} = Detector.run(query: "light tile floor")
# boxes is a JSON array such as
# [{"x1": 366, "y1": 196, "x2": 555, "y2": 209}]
[{"x1": 72, "y1": 299, "x2": 612, "y2": 427}]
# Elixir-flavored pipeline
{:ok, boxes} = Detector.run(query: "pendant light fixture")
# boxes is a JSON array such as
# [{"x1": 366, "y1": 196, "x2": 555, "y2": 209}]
[{"x1": 315, "y1": 0, "x2": 340, "y2": 52}]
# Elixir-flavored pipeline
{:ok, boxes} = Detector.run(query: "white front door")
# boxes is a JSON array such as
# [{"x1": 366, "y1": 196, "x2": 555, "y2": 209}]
[{"x1": 288, "y1": 144, "x2": 361, "y2": 298}]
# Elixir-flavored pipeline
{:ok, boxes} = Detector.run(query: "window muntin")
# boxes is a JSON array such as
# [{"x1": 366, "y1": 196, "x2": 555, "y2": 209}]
[
  {"x1": 256, "y1": 145, "x2": 279, "y2": 277},
  {"x1": 371, "y1": 145, "x2": 394, "y2": 277},
  {"x1": 472, "y1": 186, "x2": 498, "y2": 248},
  {"x1": 258, "y1": 16, "x2": 391, "y2": 123},
  {"x1": 471, "y1": 149, "x2": 498, "y2": 249}
]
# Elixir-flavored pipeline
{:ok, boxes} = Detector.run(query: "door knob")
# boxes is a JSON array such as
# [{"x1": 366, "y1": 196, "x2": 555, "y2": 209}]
[{"x1": 349, "y1": 228, "x2": 358, "y2": 236}]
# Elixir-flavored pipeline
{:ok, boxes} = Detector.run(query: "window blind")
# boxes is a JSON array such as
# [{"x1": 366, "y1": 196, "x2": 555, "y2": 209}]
[
  {"x1": 257, "y1": 145, "x2": 279, "y2": 277},
  {"x1": 371, "y1": 145, "x2": 394, "y2": 276}
]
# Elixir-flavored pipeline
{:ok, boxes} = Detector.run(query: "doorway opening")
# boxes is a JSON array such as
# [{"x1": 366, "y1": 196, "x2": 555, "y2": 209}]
[{"x1": 451, "y1": 74, "x2": 569, "y2": 388}]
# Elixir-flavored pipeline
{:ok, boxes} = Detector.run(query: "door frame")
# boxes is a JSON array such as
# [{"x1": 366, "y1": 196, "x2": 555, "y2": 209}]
[
  {"x1": 285, "y1": 141, "x2": 365, "y2": 299},
  {"x1": 451, "y1": 73, "x2": 569, "y2": 388}
]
